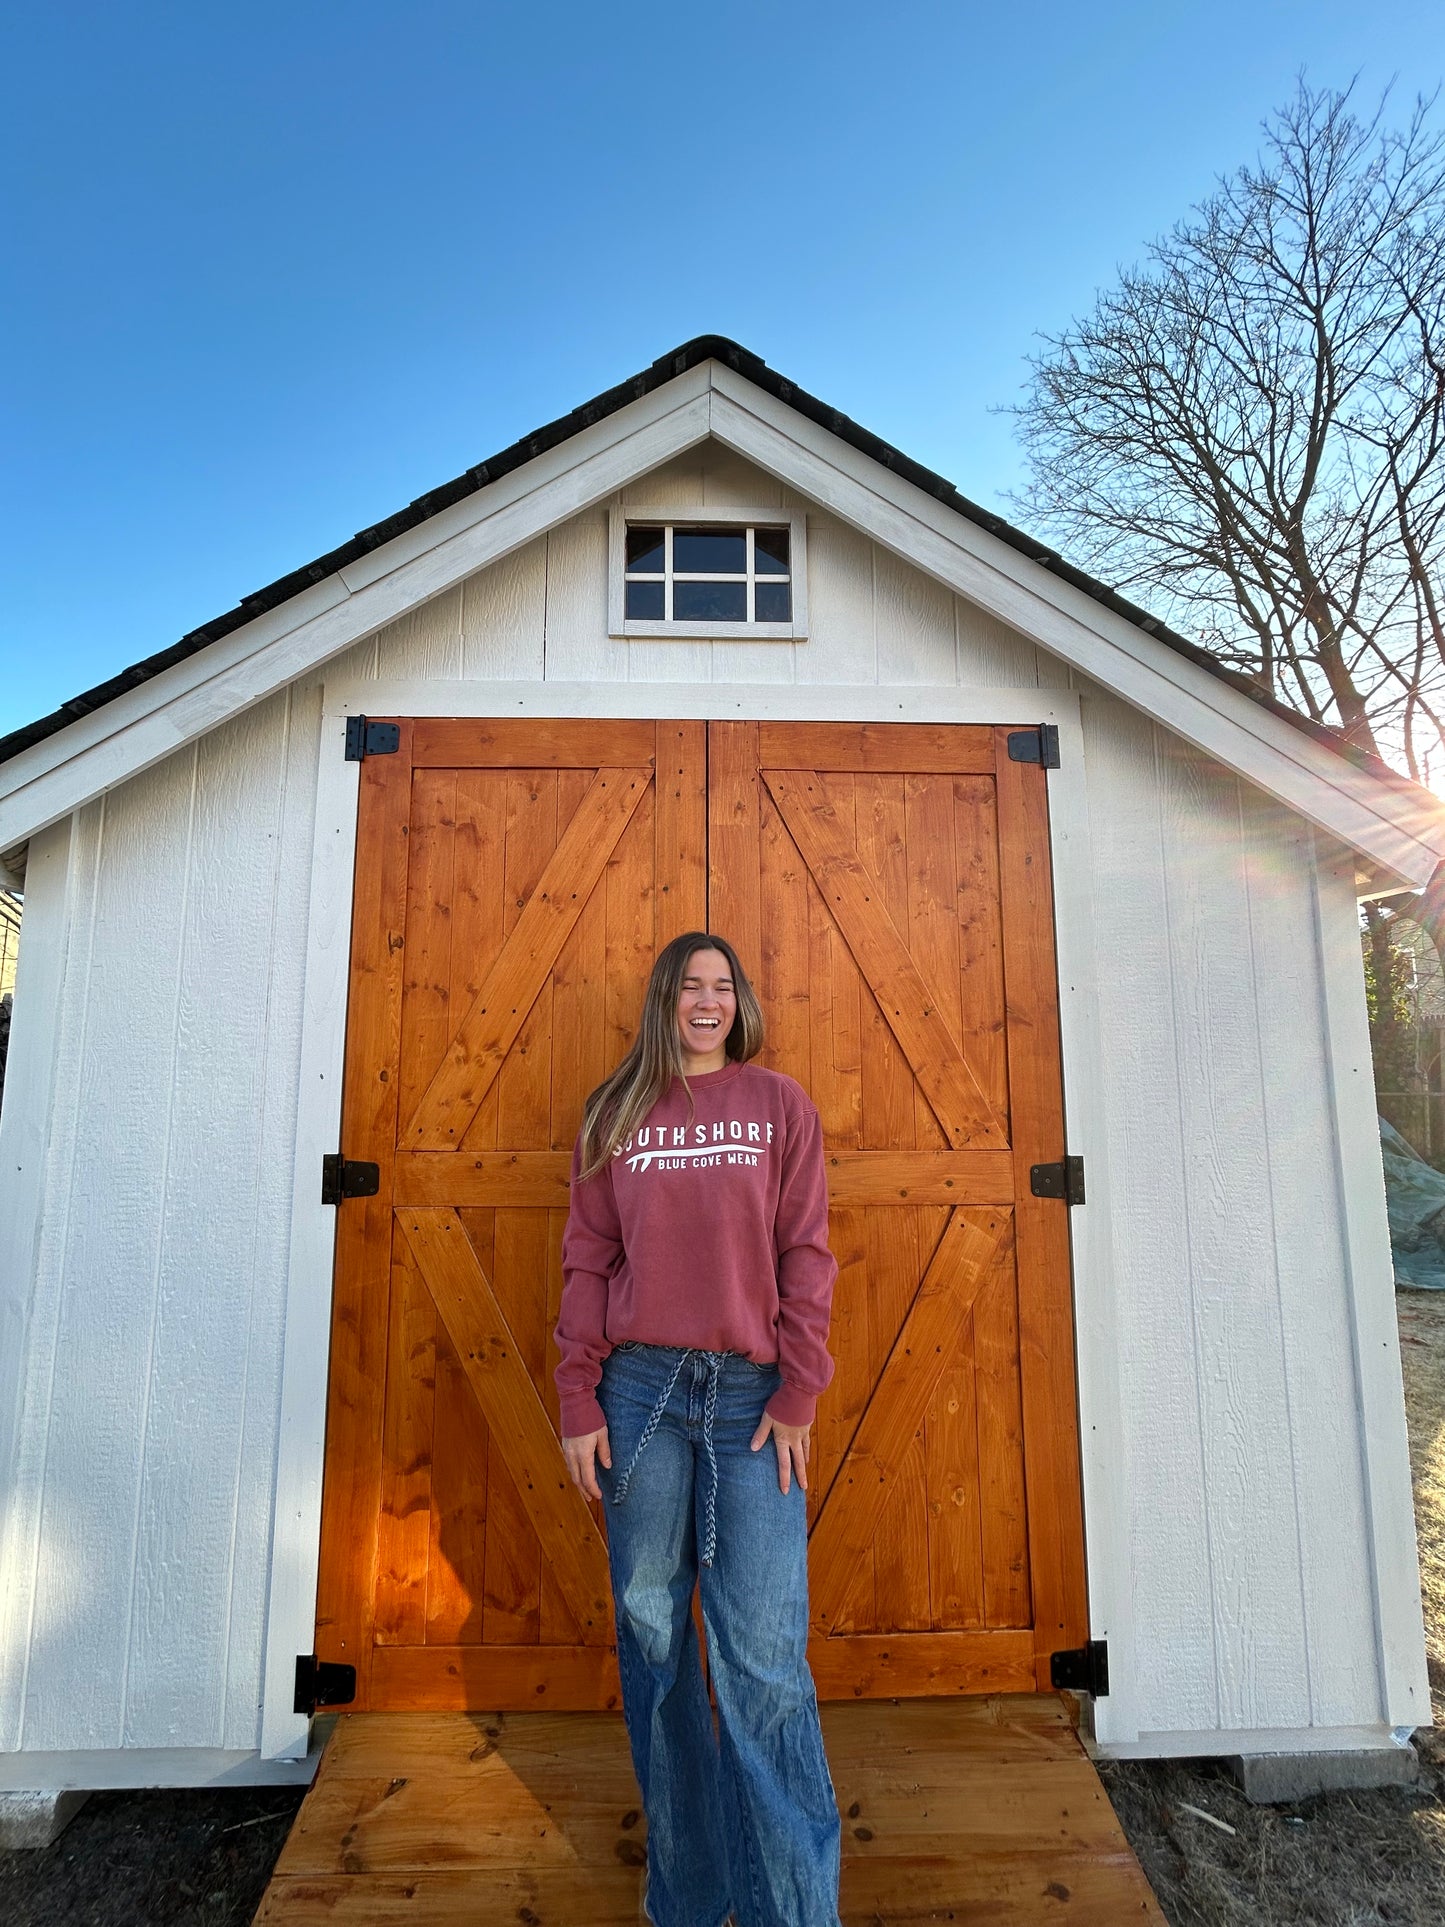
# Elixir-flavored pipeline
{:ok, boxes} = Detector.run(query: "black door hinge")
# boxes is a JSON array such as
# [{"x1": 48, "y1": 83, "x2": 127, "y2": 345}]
[
  {"x1": 1007, "y1": 724, "x2": 1061, "y2": 768},
  {"x1": 1030, "y1": 1156, "x2": 1086, "y2": 1205},
  {"x1": 294, "y1": 1654, "x2": 357, "y2": 1715},
  {"x1": 321, "y1": 1155, "x2": 381, "y2": 1205},
  {"x1": 344, "y1": 715, "x2": 401, "y2": 760},
  {"x1": 1051, "y1": 1639, "x2": 1109, "y2": 1697}
]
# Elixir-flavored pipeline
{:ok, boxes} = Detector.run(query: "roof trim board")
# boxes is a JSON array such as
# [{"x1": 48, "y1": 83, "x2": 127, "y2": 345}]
[{"x1": 1, "y1": 343, "x2": 1441, "y2": 885}]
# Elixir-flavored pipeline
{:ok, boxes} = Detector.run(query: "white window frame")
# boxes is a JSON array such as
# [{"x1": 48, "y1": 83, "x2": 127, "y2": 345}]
[{"x1": 608, "y1": 504, "x2": 809, "y2": 641}]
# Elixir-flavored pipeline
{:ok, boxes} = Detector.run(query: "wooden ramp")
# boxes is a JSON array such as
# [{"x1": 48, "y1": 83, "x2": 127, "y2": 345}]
[{"x1": 255, "y1": 1694, "x2": 1166, "y2": 1925}]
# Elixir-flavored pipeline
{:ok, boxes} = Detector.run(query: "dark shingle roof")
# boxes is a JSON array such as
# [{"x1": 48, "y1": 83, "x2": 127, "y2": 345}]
[{"x1": 0, "y1": 335, "x2": 1404, "y2": 784}]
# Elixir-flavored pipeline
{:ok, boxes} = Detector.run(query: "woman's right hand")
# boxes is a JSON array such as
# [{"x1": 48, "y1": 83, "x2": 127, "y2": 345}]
[{"x1": 562, "y1": 1426, "x2": 612, "y2": 1502}]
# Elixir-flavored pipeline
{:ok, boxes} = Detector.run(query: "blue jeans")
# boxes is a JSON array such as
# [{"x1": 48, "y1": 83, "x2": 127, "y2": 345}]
[{"x1": 596, "y1": 1341, "x2": 843, "y2": 1927}]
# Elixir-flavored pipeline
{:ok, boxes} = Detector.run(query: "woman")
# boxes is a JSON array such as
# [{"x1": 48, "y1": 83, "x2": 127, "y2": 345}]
[{"x1": 555, "y1": 931, "x2": 843, "y2": 1927}]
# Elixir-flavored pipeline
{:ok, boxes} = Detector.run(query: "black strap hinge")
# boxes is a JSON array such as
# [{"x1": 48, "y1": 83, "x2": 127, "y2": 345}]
[
  {"x1": 1051, "y1": 1639, "x2": 1109, "y2": 1697},
  {"x1": 344, "y1": 715, "x2": 401, "y2": 761},
  {"x1": 1007, "y1": 724, "x2": 1061, "y2": 768},
  {"x1": 321, "y1": 1155, "x2": 381, "y2": 1205},
  {"x1": 1030, "y1": 1155, "x2": 1085, "y2": 1205},
  {"x1": 294, "y1": 1654, "x2": 357, "y2": 1715}
]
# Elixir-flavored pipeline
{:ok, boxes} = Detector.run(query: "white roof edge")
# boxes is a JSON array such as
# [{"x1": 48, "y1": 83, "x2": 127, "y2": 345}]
[{"x1": 1, "y1": 356, "x2": 1441, "y2": 888}]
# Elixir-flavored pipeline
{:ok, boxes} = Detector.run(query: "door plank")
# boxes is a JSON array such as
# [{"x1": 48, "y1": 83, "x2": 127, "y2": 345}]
[
  {"x1": 973, "y1": 1221, "x2": 1033, "y2": 1627},
  {"x1": 490, "y1": 774, "x2": 559, "y2": 1646},
  {"x1": 653, "y1": 720, "x2": 707, "y2": 941},
  {"x1": 763, "y1": 768, "x2": 1007, "y2": 1149},
  {"x1": 410, "y1": 717, "x2": 658, "y2": 766},
  {"x1": 313, "y1": 724, "x2": 414, "y2": 1705},
  {"x1": 394, "y1": 1147, "x2": 1017, "y2": 1209},
  {"x1": 809, "y1": 1208, "x2": 1008, "y2": 1636},
  {"x1": 369, "y1": 1643, "x2": 622, "y2": 1711},
  {"x1": 865, "y1": 1205, "x2": 932, "y2": 1632},
  {"x1": 400, "y1": 767, "x2": 652, "y2": 1148},
  {"x1": 426, "y1": 1321, "x2": 491, "y2": 1644},
  {"x1": 993, "y1": 732, "x2": 1090, "y2": 1678},
  {"x1": 758, "y1": 722, "x2": 997, "y2": 772},
  {"x1": 707, "y1": 722, "x2": 762, "y2": 970},
  {"x1": 449, "y1": 770, "x2": 510, "y2": 1161},
  {"x1": 398, "y1": 1208, "x2": 613, "y2": 1643},
  {"x1": 952, "y1": 773, "x2": 1010, "y2": 1123},
  {"x1": 398, "y1": 768, "x2": 459, "y2": 1124},
  {"x1": 373, "y1": 1224, "x2": 437, "y2": 1646},
  {"x1": 482, "y1": 1208, "x2": 549, "y2": 1647},
  {"x1": 548, "y1": 767, "x2": 611, "y2": 1156},
  {"x1": 760, "y1": 770, "x2": 813, "y2": 1089}
]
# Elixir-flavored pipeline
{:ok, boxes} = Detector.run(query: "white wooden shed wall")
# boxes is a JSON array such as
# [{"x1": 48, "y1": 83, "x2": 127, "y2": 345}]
[{"x1": 0, "y1": 442, "x2": 1425, "y2": 1786}]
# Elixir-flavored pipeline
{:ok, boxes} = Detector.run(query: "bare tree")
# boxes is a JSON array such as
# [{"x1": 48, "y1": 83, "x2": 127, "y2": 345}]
[{"x1": 1013, "y1": 79, "x2": 1445, "y2": 789}]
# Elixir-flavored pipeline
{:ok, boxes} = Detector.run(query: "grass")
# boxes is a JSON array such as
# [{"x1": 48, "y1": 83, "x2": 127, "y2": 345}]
[{"x1": 1097, "y1": 1288, "x2": 1445, "y2": 1926}]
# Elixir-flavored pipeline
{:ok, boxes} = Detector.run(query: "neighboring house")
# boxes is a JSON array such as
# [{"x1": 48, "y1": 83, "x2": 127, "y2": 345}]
[
  {"x1": 0, "y1": 339, "x2": 1438, "y2": 1795},
  {"x1": 1369, "y1": 914, "x2": 1445, "y2": 1161}
]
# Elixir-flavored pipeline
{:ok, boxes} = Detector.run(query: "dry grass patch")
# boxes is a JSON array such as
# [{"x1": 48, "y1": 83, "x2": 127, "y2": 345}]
[{"x1": 1399, "y1": 1289, "x2": 1445, "y2": 1722}]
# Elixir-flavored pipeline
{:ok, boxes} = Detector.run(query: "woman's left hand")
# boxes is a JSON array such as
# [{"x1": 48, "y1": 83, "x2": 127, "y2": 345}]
[{"x1": 750, "y1": 1413, "x2": 811, "y2": 1494}]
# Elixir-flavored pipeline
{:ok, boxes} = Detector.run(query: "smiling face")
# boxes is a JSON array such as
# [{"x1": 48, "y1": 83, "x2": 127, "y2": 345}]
[{"x1": 676, "y1": 946, "x2": 737, "y2": 1073}]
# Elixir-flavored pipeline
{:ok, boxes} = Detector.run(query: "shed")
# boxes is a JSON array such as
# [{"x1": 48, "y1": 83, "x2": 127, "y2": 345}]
[{"x1": 0, "y1": 338, "x2": 1436, "y2": 1797}]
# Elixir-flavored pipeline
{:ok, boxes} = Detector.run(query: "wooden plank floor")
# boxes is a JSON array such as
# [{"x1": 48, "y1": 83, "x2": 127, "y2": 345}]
[{"x1": 254, "y1": 1694, "x2": 1167, "y2": 1924}]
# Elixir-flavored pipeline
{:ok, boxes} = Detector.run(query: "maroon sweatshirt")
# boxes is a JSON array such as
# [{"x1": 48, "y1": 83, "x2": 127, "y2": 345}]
[{"x1": 554, "y1": 1059, "x2": 838, "y2": 1437}]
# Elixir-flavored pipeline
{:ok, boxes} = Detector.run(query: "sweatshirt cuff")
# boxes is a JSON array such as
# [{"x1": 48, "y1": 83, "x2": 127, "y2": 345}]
[
  {"x1": 560, "y1": 1392, "x2": 607, "y2": 1439},
  {"x1": 764, "y1": 1381, "x2": 817, "y2": 1427}
]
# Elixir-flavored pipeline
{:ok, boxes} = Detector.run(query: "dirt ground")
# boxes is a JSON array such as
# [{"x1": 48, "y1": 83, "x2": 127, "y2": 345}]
[
  {"x1": 3, "y1": 1293, "x2": 1444, "y2": 1926},
  {"x1": 0, "y1": 1784, "x2": 306, "y2": 1926}
]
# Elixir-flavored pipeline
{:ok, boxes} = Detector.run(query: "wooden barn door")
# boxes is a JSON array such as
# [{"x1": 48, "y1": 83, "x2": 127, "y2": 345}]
[
  {"x1": 314, "y1": 719, "x2": 705, "y2": 1710},
  {"x1": 315, "y1": 715, "x2": 1086, "y2": 1711},
  {"x1": 711, "y1": 723, "x2": 1087, "y2": 1697}
]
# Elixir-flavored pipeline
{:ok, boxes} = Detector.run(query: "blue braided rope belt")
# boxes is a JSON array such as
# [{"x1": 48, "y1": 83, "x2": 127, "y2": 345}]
[{"x1": 611, "y1": 1347, "x2": 728, "y2": 1568}]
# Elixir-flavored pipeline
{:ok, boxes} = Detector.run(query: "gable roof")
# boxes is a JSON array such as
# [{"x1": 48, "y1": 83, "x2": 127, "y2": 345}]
[
  {"x1": 0, "y1": 335, "x2": 1409, "y2": 778},
  {"x1": 2, "y1": 337, "x2": 1443, "y2": 888}
]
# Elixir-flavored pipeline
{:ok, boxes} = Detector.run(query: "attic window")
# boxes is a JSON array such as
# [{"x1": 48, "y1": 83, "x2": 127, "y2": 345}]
[{"x1": 609, "y1": 506, "x2": 807, "y2": 639}]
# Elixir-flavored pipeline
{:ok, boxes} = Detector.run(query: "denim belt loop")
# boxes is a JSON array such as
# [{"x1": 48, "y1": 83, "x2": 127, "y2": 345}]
[{"x1": 612, "y1": 1347, "x2": 728, "y2": 1568}]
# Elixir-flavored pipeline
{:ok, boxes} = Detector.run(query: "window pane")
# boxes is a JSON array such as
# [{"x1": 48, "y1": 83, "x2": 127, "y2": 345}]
[
  {"x1": 626, "y1": 526, "x2": 666, "y2": 574},
  {"x1": 673, "y1": 527, "x2": 746, "y2": 574},
  {"x1": 674, "y1": 580, "x2": 747, "y2": 621},
  {"x1": 754, "y1": 580, "x2": 792, "y2": 623},
  {"x1": 625, "y1": 579, "x2": 666, "y2": 619},
  {"x1": 754, "y1": 527, "x2": 790, "y2": 575}
]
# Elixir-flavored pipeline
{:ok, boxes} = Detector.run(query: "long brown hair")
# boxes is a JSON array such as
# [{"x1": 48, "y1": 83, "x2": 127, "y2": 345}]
[{"x1": 575, "y1": 932, "x2": 765, "y2": 1180}]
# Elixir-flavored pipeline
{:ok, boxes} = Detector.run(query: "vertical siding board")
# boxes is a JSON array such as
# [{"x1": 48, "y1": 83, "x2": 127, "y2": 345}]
[
  {"x1": 374, "y1": 585, "x2": 463, "y2": 679},
  {"x1": 460, "y1": 536, "x2": 547, "y2": 680},
  {"x1": 798, "y1": 515, "x2": 875, "y2": 685},
  {"x1": 1312, "y1": 846, "x2": 1432, "y2": 1729},
  {"x1": 953, "y1": 597, "x2": 1039, "y2": 687},
  {"x1": 1239, "y1": 789, "x2": 1378, "y2": 1726},
  {"x1": 1159, "y1": 738, "x2": 1311, "y2": 1731},
  {"x1": 123, "y1": 703, "x2": 291, "y2": 1747},
  {"x1": 702, "y1": 446, "x2": 780, "y2": 509},
  {"x1": 626, "y1": 455, "x2": 712, "y2": 683},
  {"x1": 873, "y1": 549, "x2": 955, "y2": 685},
  {"x1": 222, "y1": 680, "x2": 323, "y2": 1749},
  {"x1": 23, "y1": 751, "x2": 197, "y2": 1749},
  {"x1": 704, "y1": 449, "x2": 790, "y2": 669},
  {"x1": 542, "y1": 511, "x2": 628, "y2": 683},
  {"x1": 0, "y1": 805, "x2": 101, "y2": 1751},
  {"x1": 1083, "y1": 699, "x2": 1217, "y2": 1731}
]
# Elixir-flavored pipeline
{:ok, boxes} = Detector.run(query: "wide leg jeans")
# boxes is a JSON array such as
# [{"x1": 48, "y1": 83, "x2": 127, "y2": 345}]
[{"x1": 595, "y1": 1340, "x2": 843, "y2": 1927}]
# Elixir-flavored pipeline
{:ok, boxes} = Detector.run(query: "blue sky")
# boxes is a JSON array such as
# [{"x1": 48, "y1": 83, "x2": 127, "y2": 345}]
[{"x1": 4, "y1": 1, "x2": 1445, "y2": 738}]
